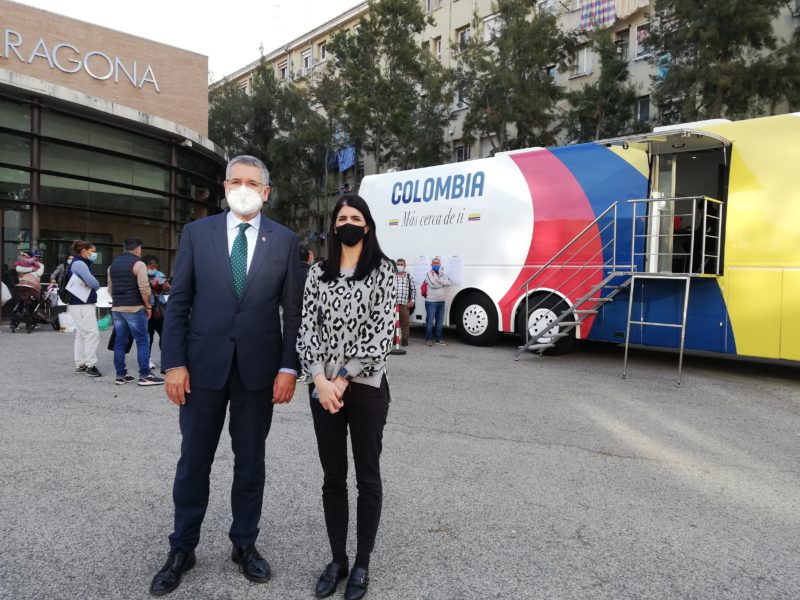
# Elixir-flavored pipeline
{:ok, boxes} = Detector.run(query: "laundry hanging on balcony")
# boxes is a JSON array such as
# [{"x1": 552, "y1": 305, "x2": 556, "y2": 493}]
[
  {"x1": 580, "y1": 0, "x2": 617, "y2": 30},
  {"x1": 337, "y1": 145, "x2": 356, "y2": 173}
]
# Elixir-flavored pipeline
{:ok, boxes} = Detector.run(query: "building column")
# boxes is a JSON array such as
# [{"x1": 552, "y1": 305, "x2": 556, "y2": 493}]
[
  {"x1": 169, "y1": 143, "x2": 177, "y2": 274},
  {"x1": 30, "y1": 101, "x2": 41, "y2": 249}
]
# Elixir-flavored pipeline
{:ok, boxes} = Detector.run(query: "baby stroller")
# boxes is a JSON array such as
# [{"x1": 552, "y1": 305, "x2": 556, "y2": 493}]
[{"x1": 9, "y1": 274, "x2": 58, "y2": 333}]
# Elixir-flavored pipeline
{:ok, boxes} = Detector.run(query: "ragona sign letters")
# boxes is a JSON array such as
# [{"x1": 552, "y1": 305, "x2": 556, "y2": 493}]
[
  {"x1": 390, "y1": 171, "x2": 486, "y2": 205},
  {"x1": 0, "y1": 27, "x2": 160, "y2": 92}
]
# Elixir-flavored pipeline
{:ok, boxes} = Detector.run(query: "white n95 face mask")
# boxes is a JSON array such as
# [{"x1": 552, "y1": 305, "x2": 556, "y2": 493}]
[{"x1": 226, "y1": 185, "x2": 264, "y2": 217}]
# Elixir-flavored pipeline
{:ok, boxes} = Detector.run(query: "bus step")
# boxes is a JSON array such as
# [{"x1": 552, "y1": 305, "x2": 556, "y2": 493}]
[{"x1": 518, "y1": 343, "x2": 555, "y2": 352}]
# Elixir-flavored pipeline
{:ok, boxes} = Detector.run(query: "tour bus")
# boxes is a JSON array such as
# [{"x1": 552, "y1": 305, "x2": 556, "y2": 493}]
[{"x1": 359, "y1": 113, "x2": 800, "y2": 363}]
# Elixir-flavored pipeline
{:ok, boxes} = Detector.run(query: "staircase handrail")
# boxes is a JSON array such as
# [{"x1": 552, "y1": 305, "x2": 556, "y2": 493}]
[{"x1": 518, "y1": 202, "x2": 618, "y2": 291}]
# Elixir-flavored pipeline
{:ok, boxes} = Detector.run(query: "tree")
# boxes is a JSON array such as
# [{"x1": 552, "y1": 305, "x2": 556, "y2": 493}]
[
  {"x1": 208, "y1": 79, "x2": 252, "y2": 156},
  {"x1": 778, "y1": 24, "x2": 800, "y2": 112},
  {"x1": 243, "y1": 61, "x2": 282, "y2": 161},
  {"x1": 562, "y1": 29, "x2": 640, "y2": 142},
  {"x1": 250, "y1": 64, "x2": 330, "y2": 233},
  {"x1": 326, "y1": 0, "x2": 453, "y2": 172},
  {"x1": 755, "y1": 21, "x2": 800, "y2": 114},
  {"x1": 208, "y1": 60, "x2": 330, "y2": 234},
  {"x1": 648, "y1": 0, "x2": 786, "y2": 123},
  {"x1": 454, "y1": 0, "x2": 575, "y2": 152}
]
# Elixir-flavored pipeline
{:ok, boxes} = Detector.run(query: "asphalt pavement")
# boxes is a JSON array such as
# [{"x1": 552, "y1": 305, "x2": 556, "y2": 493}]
[{"x1": 1, "y1": 324, "x2": 799, "y2": 600}]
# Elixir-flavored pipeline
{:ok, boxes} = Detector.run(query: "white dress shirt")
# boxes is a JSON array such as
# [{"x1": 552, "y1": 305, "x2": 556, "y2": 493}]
[
  {"x1": 225, "y1": 210, "x2": 297, "y2": 378},
  {"x1": 226, "y1": 210, "x2": 262, "y2": 272}
]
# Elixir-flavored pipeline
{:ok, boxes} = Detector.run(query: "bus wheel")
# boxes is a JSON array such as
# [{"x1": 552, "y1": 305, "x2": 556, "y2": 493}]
[
  {"x1": 454, "y1": 292, "x2": 500, "y2": 346},
  {"x1": 516, "y1": 295, "x2": 576, "y2": 355}
]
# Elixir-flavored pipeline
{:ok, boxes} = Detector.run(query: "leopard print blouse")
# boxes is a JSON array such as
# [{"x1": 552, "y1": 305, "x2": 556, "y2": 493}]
[{"x1": 296, "y1": 258, "x2": 397, "y2": 387}]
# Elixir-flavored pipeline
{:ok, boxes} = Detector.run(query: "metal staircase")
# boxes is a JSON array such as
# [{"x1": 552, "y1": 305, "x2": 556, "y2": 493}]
[
  {"x1": 514, "y1": 203, "x2": 631, "y2": 358},
  {"x1": 514, "y1": 195, "x2": 724, "y2": 383}
]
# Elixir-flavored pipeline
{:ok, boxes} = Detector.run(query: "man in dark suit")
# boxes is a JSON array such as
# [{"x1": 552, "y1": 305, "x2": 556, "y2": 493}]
[{"x1": 149, "y1": 155, "x2": 302, "y2": 596}]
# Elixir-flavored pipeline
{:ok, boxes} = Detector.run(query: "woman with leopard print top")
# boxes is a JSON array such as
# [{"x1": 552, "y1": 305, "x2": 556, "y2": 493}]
[{"x1": 296, "y1": 194, "x2": 396, "y2": 600}]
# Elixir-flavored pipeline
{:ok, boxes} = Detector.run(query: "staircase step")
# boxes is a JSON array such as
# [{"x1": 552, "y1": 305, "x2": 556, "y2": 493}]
[
  {"x1": 523, "y1": 332, "x2": 569, "y2": 344},
  {"x1": 519, "y1": 343, "x2": 555, "y2": 351},
  {"x1": 574, "y1": 309, "x2": 598, "y2": 315},
  {"x1": 588, "y1": 297, "x2": 613, "y2": 302}
]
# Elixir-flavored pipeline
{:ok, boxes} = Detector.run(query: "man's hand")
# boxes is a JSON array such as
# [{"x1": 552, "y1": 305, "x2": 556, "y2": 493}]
[
  {"x1": 145, "y1": 307, "x2": 152, "y2": 320},
  {"x1": 408, "y1": 301, "x2": 415, "y2": 309},
  {"x1": 314, "y1": 374, "x2": 343, "y2": 414},
  {"x1": 273, "y1": 372, "x2": 297, "y2": 404},
  {"x1": 165, "y1": 367, "x2": 191, "y2": 406}
]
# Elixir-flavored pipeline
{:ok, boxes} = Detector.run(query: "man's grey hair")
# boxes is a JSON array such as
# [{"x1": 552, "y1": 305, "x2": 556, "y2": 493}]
[{"x1": 226, "y1": 155, "x2": 270, "y2": 186}]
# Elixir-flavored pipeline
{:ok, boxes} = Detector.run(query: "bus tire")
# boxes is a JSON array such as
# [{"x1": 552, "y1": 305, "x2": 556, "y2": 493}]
[
  {"x1": 516, "y1": 294, "x2": 576, "y2": 356},
  {"x1": 454, "y1": 292, "x2": 500, "y2": 346}
]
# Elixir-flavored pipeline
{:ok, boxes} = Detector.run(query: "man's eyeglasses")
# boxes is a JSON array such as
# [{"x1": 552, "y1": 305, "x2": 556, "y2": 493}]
[{"x1": 226, "y1": 178, "x2": 265, "y2": 191}]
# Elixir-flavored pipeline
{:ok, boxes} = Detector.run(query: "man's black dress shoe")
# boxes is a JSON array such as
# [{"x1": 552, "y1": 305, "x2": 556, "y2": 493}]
[
  {"x1": 231, "y1": 544, "x2": 271, "y2": 583},
  {"x1": 344, "y1": 566, "x2": 369, "y2": 600},
  {"x1": 149, "y1": 549, "x2": 196, "y2": 596},
  {"x1": 315, "y1": 561, "x2": 349, "y2": 598}
]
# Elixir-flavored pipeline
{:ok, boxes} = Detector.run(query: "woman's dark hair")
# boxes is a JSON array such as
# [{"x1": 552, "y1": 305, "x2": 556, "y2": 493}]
[
  {"x1": 142, "y1": 254, "x2": 159, "y2": 266},
  {"x1": 71, "y1": 240, "x2": 94, "y2": 255},
  {"x1": 320, "y1": 194, "x2": 392, "y2": 283}
]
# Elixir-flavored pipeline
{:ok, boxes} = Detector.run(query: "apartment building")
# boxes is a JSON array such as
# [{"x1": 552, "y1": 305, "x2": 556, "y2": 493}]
[
  {"x1": 223, "y1": 4, "x2": 368, "y2": 94},
  {"x1": 218, "y1": 0, "x2": 799, "y2": 180}
]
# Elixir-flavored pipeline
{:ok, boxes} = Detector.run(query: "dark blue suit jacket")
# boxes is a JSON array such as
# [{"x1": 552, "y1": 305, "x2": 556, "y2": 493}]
[{"x1": 161, "y1": 212, "x2": 302, "y2": 391}]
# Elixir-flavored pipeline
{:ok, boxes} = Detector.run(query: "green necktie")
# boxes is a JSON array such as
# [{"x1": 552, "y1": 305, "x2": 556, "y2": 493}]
[{"x1": 230, "y1": 222, "x2": 250, "y2": 298}]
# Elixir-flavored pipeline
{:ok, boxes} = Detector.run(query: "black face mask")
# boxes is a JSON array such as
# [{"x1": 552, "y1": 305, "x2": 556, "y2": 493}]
[{"x1": 335, "y1": 223, "x2": 366, "y2": 247}]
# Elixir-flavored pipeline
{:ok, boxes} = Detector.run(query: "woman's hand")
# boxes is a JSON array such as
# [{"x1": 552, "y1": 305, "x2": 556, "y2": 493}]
[{"x1": 313, "y1": 374, "x2": 343, "y2": 414}]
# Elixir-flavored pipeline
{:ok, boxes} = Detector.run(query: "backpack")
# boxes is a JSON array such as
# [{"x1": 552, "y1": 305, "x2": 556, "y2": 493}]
[
  {"x1": 57, "y1": 261, "x2": 72, "y2": 304},
  {"x1": 420, "y1": 279, "x2": 428, "y2": 298}
]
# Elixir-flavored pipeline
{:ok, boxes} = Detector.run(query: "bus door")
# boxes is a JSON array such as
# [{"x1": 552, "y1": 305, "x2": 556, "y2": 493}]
[
  {"x1": 600, "y1": 125, "x2": 733, "y2": 352},
  {"x1": 635, "y1": 128, "x2": 731, "y2": 276},
  {"x1": 647, "y1": 154, "x2": 677, "y2": 273}
]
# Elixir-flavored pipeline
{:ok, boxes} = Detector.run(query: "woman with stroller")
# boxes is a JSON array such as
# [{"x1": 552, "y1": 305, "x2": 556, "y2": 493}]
[
  {"x1": 67, "y1": 240, "x2": 102, "y2": 377},
  {"x1": 14, "y1": 249, "x2": 44, "y2": 280},
  {"x1": 296, "y1": 194, "x2": 396, "y2": 600}
]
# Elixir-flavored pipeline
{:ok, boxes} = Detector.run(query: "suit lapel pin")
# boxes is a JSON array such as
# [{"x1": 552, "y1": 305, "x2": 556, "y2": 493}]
[{"x1": 261, "y1": 236, "x2": 266, "y2": 242}]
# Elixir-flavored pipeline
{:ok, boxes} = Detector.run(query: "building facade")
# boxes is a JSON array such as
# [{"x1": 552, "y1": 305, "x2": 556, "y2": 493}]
[
  {"x1": 1, "y1": 0, "x2": 226, "y2": 292},
  {"x1": 219, "y1": 0, "x2": 798, "y2": 179}
]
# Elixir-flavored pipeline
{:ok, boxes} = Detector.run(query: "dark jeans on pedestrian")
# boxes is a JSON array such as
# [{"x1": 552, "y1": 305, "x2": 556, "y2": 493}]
[
  {"x1": 310, "y1": 376, "x2": 390, "y2": 565},
  {"x1": 169, "y1": 358, "x2": 274, "y2": 552},
  {"x1": 148, "y1": 306, "x2": 164, "y2": 352},
  {"x1": 424, "y1": 300, "x2": 445, "y2": 341},
  {"x1": 112, "y1": 309, "x2": 150, "y2": 377}
]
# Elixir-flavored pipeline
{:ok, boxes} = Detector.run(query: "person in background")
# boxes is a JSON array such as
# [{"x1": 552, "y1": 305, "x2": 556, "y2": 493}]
[
  {"x1": 424, "y1": 257, "x2": 451, "y2": 347},
  {"x1": 67, "y1": 240, "x2": 102, "y2": 377},
  {"x1": 14, "y1": 250, "x2": 44, "y2": 281},
  {"x1": 107, "y1": 238, "x2": 163, "y2": 387},
  {"x1": 50, "y1": 256, "x2": 72, "y2": 285},
  {"x1": 142, "y1": 254, "x2": 171, "y2": 363},
  {"x1": 297, "y1": 194, "x2": 396, "y2": 600},
  {"x1": 299, "y1": 244, "x2": 314, "y2": 282},
  {"x1": 394, "y1": 258, "x2": 415, "y2": 347}
]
